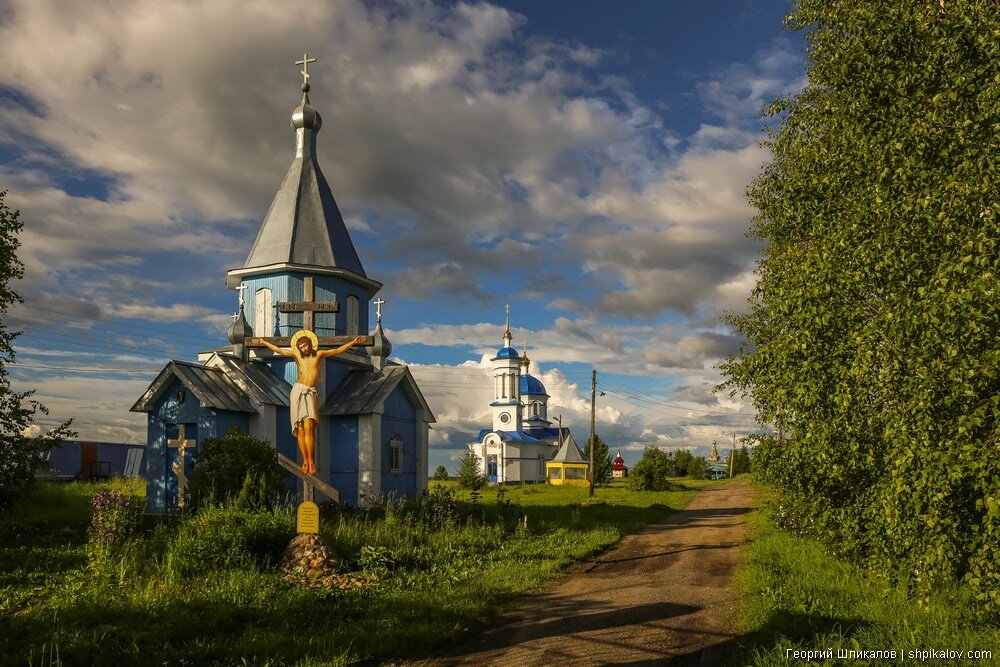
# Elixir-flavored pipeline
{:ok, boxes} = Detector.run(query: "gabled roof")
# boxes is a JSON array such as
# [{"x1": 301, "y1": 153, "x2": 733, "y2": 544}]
[
  {"x1": 209, "y1": 354, "x2": 292, "y2": 407},
  {"x1": 523, "y1": 426, "x2": 570, "y2": 440},
  {"x1": 552, "y1": 435, "x2": 586, "y2": 463},
  {"x1": 321, "y1": 363, "x2": 435, "y2": 421},
  {"x1": 131, "y1": 361, "x2": 256, "y2": 413}
]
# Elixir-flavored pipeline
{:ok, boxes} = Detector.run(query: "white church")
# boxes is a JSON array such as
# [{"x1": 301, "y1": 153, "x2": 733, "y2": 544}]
[{"x1": 468, "y1": 310, "x2": 579, "y2": 483}]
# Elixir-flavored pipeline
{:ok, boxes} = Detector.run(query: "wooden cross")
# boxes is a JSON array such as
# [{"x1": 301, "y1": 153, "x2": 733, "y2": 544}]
[
  {"x1": 295, "y1": 53, "x2": 317, "y2": 84},
  {"x1": 248, "y1": 276, "x2": 374, "y2": 348},
  {"x1": 374, "y1": 297, "x2": 385, "y2": 322},
  {"x1": 167, "y1": 425, "x2": 196, "y2": 509}
]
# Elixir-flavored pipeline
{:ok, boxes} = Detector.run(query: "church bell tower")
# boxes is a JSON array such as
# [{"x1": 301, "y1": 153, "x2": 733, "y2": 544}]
[{"x1": 490, "y1": 305, "x2": 522, "y2": 432}]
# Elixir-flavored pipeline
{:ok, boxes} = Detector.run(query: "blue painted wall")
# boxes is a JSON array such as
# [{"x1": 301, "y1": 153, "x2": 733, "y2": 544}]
[
  {"x1": 380, "y1": 384, "x2": 419, "y2": 498},
  {"x1": 145, "y1": 379, "x2": 250, "y2": 513},
  {"x1": 240, "y1": 271, "x2": 370, "y2": 339},
  {"x1": 328, "y1": 415, "x2": 359, "y2": 506}
]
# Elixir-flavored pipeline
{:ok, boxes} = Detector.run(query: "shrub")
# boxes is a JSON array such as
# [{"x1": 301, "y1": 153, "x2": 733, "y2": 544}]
[
  {"x1": 164, "y1": 504, "x2": 294, "y2": 577},
  {"x1": 629, "y1": 447, "x2": 675, "y2": 491},
  {"x1": 685, "y1": 455, "x2": 707, "y2": 479},
  {"x1": 432, "y1": 465, "x2": 449, "y2": 481},
  {"x1": 187, "y1": 427, "x2": 287, "y2": 510}
]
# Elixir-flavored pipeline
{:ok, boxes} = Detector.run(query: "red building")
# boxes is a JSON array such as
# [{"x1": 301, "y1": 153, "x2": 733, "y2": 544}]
[{"x1": 612, "y1": 449, "x2": 629, "y2": 479}]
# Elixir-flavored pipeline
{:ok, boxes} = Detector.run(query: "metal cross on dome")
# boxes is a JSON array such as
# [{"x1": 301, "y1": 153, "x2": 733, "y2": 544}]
[
  {"x1": 236, "y1": 283, "x2": 249, "y2": 308},
  {"x1": 295, "y1": 53, "x2": 317, "y2": 84},
  {"x1": 374, "y1": 297, "x2": 385, "y2": 322}
]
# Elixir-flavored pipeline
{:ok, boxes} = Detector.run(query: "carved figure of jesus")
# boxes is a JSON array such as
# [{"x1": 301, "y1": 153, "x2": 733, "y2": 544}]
[{"x1": 258, "y1": 330, "x2": 367, "y2": 474}]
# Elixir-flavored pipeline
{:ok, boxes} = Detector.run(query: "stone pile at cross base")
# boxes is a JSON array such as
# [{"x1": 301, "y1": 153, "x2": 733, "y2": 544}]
[{"x1": 280, "y1": 533, "x2": 367, "y2": 590}]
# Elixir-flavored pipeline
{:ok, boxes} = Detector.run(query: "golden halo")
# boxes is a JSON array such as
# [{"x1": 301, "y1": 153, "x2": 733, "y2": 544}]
[{"x1": 290, "y1": 329, "x2": 319, "y2": 349}]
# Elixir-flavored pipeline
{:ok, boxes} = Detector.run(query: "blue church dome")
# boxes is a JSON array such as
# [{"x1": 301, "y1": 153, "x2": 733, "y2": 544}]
[
  {"x1": 494, "y1": 346, "x2": 520, "y2": 360},
  {"x1": 520, "y1": 373, "x2": 546, "y2": 395}
]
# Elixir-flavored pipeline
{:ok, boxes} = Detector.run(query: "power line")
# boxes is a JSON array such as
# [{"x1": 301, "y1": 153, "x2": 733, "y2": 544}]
[{"x1": 11, "y1": 304, "x2": 223, "y2": 344}]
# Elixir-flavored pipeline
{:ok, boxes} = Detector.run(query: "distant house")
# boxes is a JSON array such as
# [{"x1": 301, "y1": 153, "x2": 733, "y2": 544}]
[{"x1": 42, "y1": 441, "x2": 146, "y2": 480}]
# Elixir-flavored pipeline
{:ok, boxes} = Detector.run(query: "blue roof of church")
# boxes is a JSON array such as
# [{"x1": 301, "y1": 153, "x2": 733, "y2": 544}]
[
  {"x1": 522, "y1": 426, "x2": 570, "y2": 440},
  {"x1": 520, "y1": 374, "x2": 547, "y2": 395},
  {"x1": 476, "y1": 429, "x2": 544, "y2": 443},
  {"x1": 493, "y1": 346, "x2": 520, "y2": 360}
]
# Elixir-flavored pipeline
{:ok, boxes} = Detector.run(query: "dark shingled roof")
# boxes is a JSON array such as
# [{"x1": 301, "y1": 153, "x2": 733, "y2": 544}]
[
  {"x1": 321, "y1": 366, "x2": 407, "y2": 416},
  {"x1": 131, "y1": 361, "x2": 256, "y2": 413},
  {"x1": 213, "y1": 355, "x2": 292, "y2": 407}
]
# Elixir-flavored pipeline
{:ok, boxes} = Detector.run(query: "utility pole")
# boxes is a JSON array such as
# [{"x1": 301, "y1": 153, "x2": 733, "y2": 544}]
[
  {"x1": 589, "y1": 369, "x2": 596, "y2": 497},
  {"x1": 729, "y1": 433, "x2": 736, "y2": 478}
]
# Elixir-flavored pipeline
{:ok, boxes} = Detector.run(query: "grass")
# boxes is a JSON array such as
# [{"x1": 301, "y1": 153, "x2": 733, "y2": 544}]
[
  {"x1": 0, "y1": 477, "x2": 718, "y2": 666},
  {"x1": 732, "y1": 487, "x2": 1000, "y2": 666}
]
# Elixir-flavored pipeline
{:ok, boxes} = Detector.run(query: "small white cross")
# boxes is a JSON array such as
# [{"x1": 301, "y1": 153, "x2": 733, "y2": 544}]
[
  {"x1": 505, "y1": 304, "x2": 510, "y2": 330},
  {"x1": 236, "y1": 283, "x2": 249, "y2": 308},
  {"x1": 295, "y1": 53, "x2": 317, "y2": 84},
  {"x1": 231, "y1": 312, "x2": 240, "y2": 323},
  {"x1": 374, "y1": 297, "x2": 385, "y2": 322}
]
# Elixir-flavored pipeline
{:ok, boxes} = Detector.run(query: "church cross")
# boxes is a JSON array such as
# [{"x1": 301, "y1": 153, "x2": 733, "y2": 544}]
[
  {"x1": 167, "y1": 425, "x2": 196, "y2": 509},
  {"x1": 374, "y1": 298, "x2": 385, "y2": 322},
  {"x1": 295, "y1": 53, "x2": 317, "y2": 84},
  {"x1": 505, "y1": 304, "x2": 510, "y2": 331},
  {"x1": 236, "y1": 283, "x2": 250, "y2": 308}
]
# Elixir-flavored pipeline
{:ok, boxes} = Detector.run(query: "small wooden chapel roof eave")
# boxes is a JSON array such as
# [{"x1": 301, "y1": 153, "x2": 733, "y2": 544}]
[{"x1": 130, "y1": 360, "x2": 257, "y2": 414}]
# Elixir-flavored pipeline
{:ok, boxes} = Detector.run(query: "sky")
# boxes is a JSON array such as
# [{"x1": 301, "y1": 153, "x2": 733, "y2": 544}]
[{"x1": 0, "y1": 0, "x2": 806, "y2": 472}]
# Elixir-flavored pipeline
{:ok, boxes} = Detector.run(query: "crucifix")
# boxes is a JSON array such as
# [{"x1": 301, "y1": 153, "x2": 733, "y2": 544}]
[
  {"x1": 167, "y1": 425, "x2": 196, "y2": 509},
  {"x1": 247, "y1": 276, "x2": 373, "y2": 348},
  {"x1": 295, "y1": 53, "x2": 317, "y2": 84},
  {"x1": 374, "y1": 297, "x2": 385, "y2": 323}
]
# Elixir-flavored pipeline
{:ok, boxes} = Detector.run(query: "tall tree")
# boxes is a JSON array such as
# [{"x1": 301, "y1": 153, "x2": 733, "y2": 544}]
[
  {"x1": 582, "y1": 434, "x2": 613, "y2": 485},
  {"x1": 722, "y1": 2, "x2": 1000, "y2": 611},
  {"x1": 456, "y1": 449, "x2": 486, "y2": 491},
  {"x1": 0, "y1": 191, "x2": 74, "y2": 508}
]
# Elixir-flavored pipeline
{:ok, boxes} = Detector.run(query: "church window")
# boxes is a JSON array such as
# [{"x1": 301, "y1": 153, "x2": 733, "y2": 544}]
[
  {"x1": 254, "y1": 288, "x2": 273, "y2": 336},
  {"x1": 501, "y1": 373, "x2": 507, "y2": 398},
  {"x1": 509, "y1": 373, "x2": 517, "y2": 399},
  {"x1": 346, "y1": 295, "x2": 359, "y2": 336},
  {"x1": 389, "y1": 434, "x2": 402, "y2": 472},
  {"x1": 532, "y1": 402, "x2": 539, "y2": 417}
]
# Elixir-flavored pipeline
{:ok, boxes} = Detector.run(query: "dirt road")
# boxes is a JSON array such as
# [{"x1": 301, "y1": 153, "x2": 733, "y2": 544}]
[{"x1": 414, "y1": 479, "x2": 753, "y2": 667}]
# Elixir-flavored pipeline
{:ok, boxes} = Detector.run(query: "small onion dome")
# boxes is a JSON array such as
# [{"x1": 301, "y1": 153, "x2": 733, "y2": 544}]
[
  {"x1": 370, "y1": 321, "x2": 392, "y2": 372},
  {"x1": 291, "y1": 83, "x2": 323, "y2": 131},
  {"x1": 227, "y1": 305, "x2": 253, "y2": 345},
  {"x1": 494, "y1": 346, "x2": 520, "y2": 360},
  {"x1": 520, "y1": 373, "x2": 547, "y2": 396}
]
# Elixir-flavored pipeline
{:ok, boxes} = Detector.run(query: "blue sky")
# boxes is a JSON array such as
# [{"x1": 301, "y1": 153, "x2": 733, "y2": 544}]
[{"x1": 0, "y1": 0, "x2": 804, "y2": 471}]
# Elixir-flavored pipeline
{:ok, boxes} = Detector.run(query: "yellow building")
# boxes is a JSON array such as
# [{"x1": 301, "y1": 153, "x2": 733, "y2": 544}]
[{"x1": 546, "y1": 433, "x2": 589, "y2": 486}]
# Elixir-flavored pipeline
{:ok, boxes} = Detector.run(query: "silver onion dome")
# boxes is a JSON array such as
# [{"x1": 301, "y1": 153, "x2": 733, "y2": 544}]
[
  {"x1": 291, "y1": 83, "x2": 322, "y2": 131},
  {"x1": 370, "y1": 321, "x2": 392, "y2": 373}
]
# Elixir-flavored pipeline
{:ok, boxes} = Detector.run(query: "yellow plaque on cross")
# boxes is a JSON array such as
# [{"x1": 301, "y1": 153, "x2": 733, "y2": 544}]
[{"x1": 296, "y1": 501, "x2": 320, "y2": 534}]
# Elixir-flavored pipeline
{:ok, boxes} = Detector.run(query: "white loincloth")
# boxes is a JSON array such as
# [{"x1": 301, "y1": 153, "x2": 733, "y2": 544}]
[{"x1": 290, "y1": 382, "x2": 319, "y2": 434}]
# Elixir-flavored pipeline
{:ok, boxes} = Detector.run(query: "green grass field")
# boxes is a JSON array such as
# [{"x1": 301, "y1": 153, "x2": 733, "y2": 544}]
[
  {"x1": 0, "y1": 478, "x2": 719, "y2": 666},
  {"x1": 732, "y1": 488, "x2": 1000, "y2": 666}
]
